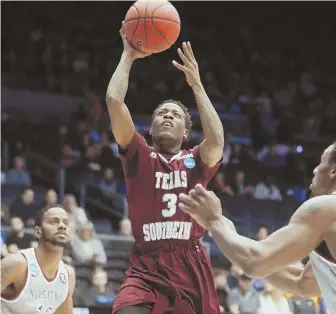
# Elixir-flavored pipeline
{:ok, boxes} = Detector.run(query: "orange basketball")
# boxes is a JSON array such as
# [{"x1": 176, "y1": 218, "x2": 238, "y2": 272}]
[{"x1": 124, "y1": 0, "x2": 181, "y2": 54}]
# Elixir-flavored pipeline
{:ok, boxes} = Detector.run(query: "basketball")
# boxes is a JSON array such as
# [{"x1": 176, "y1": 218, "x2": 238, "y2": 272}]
[{"x1": 124, "y1": 0, "x2": 181, "y2": 54}]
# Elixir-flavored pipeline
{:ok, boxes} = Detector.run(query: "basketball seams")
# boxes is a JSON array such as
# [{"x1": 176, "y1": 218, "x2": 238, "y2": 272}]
[
  {"x1": 151, "y1": 18, "x2": 172, "y2": 47},
  {"x1": 143, "y1": 2, "x2": 149, "y2": 49},
  {"x1": 124, "y1": 1, "x2": 180, "y2": 54},
  {"x1": 123, "y1": 17, "x2": 180, "y2": 25},
  {"x1": 130, "y1": 5, "x2": 140, "y2": 44}
]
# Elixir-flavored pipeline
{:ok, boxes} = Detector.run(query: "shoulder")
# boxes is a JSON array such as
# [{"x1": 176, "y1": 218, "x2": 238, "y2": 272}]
[
  {"x1": 293, "y1": 195, "x2": 336, "y2": 223},
  {"x1": 2, "y1": 251, "x2": 27, "y2": 269},
  {"x1": 1, "y1": 252, "x2": 27, "y2": 280}
]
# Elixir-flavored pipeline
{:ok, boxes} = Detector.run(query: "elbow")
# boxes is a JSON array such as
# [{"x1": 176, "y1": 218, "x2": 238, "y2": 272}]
[
  {"x1": 243, "y1": 259, "x2": 270, "y2": 278},
  {"x1": 105, "y1": 94, "x2": 123, "y2": 107}
]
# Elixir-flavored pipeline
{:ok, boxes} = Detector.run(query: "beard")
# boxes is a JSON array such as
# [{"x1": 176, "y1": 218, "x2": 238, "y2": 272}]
[{"x1": 40, "y1": 230, "x2": 69, "y2": 248}]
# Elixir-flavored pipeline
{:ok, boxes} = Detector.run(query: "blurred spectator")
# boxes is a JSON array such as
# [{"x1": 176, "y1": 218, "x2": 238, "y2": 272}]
[
  {"x1": 99, "y1": 168, "x2": 119, "y2": 195},
  {"x1": 259, "y1": 283, "x2": 290, "y2": 314},
  {"x1": 6, "y1": 156, "x2": 31, "y2": 186},
  {"x1": 5, "y1": 217, "x2": 35, "y2": 254},
  {"x1": 43, "y1": 189, "x2": 58, "y2": 207},
  {"x1": 1, "y1": 204, "x2": 10, "y2": 227},
  {"x1": 228, "y1": 144, "x2": 253, "y2": 170},
  {"x1": 99, "y1": 132, "x2": 118, "y2": 168},
  {"x1": 71, "y1": 221, "x2": 107, "y2": 265},
  {"x1": 77, "y1": 267, "x2": 115, "y2": 307},
  {"x1": 213, "y1": 172, "x2": 235, "y2": 196},
  {"x1": 214, "y1": 268, "x2": 230, "y2": 313},
  {"x1": 255, "y1": 226, "x2": 269, "y2": 241},
  {"x1": 73, "y1": 145, "x2": 101, "y2": 183},
  {"x1": 10, "y1": 187, "x2": 39, "y2": 226},
  {"x1": 63, "y1": 194, "x2": 88, "y2": 227},
  {"x1": 258, "y1": 144, "x2": 286, "y2": 169},
  {"x1": 227, "y1": 264, "x2": 244, "y2": 290},
  {"x1": 228, "y1": 274, "x2": 260, "y2": 314},
  {"x1": 254, "y1": 176, "x2": 282, "y2": 201},
  {"x1": 231, "y1": 170, "x2": 254, "y2": 196},
  {"x1": 119, "y1": 218, "x2": 132, "y2": 237},
  {"x1": 60, "y1": 144, "x2": 79, "y2": 169}
]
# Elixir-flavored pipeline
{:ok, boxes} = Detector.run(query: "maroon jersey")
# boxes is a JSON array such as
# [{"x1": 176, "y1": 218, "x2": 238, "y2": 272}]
[{"x1": 120, "y1": 132, "x2": 220, "y2": 249}]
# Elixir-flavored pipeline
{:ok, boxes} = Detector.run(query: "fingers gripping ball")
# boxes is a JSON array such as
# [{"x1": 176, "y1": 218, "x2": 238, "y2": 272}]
[{"x1": 124, "y1": 0, "x2": 181, "y2": 54}]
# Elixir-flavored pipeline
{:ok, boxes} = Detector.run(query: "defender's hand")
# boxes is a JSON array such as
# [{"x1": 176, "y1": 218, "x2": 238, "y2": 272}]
[
  {"x1": 173, "y1": 42, "x2": 202, "y2": 88},
  {"x1": 120, "y1": 22, "x2": 151, "y2": 60},
  {"x1": 179, "y1": 184, "x2": 223, "y2": 229}
]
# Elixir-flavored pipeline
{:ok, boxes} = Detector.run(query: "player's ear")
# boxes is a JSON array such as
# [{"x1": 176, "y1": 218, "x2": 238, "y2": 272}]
[
  {"x1": 34, "y1": 226, "x2": 41, "y2": 240},
  {"x1": 330, "y1": 164, "x2": 336, "y2": 180},
  {"x1": 183, "y1": 128, "x2": 188, "y2": 141}
]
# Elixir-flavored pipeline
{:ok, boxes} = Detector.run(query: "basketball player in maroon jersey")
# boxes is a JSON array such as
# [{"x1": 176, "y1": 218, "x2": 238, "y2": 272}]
[{"x1": 106, "y1": 25, "x2": 224, "y2": 314}]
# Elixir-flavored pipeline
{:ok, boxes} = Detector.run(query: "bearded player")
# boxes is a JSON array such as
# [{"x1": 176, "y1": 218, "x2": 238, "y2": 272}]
[
  {"x1": 179, "y1": 142, "x2": 336, "y2": 312},
  {"x1": 106, "y1": 24, "x2": 224, "y2": 314},
  {"x1": 1, "y1": 205, "x2": 76, "y2": 314}
]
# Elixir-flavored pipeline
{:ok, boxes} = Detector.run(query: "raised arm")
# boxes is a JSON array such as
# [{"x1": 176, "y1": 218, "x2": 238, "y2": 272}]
[
  {"x1": 266, "y1": 261, "x2": 320, "y2": 297},
  {"x1": 106, "y1": 24, "x2": 150, "y2": 149},
  {"x1": 179, "y1": 186, "x2": 336, "y2": 277},
  {"x1": 173, "y1": 42, "x2": 224, "y2": 167}
]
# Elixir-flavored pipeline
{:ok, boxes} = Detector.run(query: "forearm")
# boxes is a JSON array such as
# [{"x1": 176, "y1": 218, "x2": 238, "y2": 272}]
[
  {"x1": 106, "y1": 52, "x2": 134, "y2": 104},
  {"x1": 266, "y1": 265, "x2": 320, "y2": 297},
  {"x1": 266, "y1": 266, "x2": 303, "y2": 295},
  {"x1": 192, "y1": 85, "x2": 224, "y2": 146},
  {"x1": 209, "y1": 216, "x2": 262, "y2": 276}
]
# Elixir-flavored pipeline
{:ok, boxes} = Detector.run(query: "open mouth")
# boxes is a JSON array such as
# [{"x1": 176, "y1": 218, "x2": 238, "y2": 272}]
[{"x1": 161, "y1": 120, "x2": 173, "y2": 128}]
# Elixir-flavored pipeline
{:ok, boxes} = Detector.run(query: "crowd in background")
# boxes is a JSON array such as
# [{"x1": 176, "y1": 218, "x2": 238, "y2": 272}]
[{"x1": 2, "y1": 1, "x2": 335, "y2": 313}]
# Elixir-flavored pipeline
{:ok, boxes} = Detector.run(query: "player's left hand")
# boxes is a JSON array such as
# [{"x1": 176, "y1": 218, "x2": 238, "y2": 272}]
[
  {"x1": 173, "y1": 42, "x2": 202, "y2": 88},
  {"x1": 179, "y1": 184, "x2": 223, "y2": 229}
]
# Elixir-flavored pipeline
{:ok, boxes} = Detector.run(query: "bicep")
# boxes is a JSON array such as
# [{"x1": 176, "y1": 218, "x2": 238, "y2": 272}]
[
  {"x1": 253, "y1": 221, "x2": 323, "y2": 276},
  {"x1": 107, "y1": 101, "x2": 135, "y2": 149},
  {"x1": 199, "y1": 139, "x2": 223, "y2": 167}
]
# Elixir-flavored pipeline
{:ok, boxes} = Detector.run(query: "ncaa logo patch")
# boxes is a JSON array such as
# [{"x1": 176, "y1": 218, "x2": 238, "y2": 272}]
[
  {"x1": 184, "y1": 157, "x2": 196, "y2": 169},
  {"x1": 29, "y1": 263, "x2": 39, "y2": 277}
]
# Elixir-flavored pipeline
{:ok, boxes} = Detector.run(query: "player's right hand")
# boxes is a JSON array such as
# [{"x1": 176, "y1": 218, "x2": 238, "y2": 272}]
[{"x1": 120, "y1": 22, "x2": 151, "y2": 60}]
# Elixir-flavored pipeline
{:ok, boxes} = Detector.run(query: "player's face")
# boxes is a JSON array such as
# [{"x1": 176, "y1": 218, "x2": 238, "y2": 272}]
[
  {"x1": 35, "y1": 207, "x2": 71, "y2": 247},
  {"x1": 310, "y1": 144, "x2": 336, "y2": 196},
  {"x1": 151, "y1": 103, "x2": 188, "y2": 143}
]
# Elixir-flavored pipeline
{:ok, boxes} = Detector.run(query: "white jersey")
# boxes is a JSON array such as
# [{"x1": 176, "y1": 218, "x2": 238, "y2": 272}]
[
  {"x1": 1, "y1": 248, "x2": 69, "y2": 314},
  {"x1": 309, "y1": 251, "x2": 336, "y2": 313}
]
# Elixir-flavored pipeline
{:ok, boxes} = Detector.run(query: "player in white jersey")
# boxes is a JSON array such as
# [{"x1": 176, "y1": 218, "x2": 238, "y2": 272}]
[
  {"x1": 179, "y1": 141, "x2": 336, "y2": 312},
  {"x1": 1, "y1": 205, "x2": 76, "y2": 314}
]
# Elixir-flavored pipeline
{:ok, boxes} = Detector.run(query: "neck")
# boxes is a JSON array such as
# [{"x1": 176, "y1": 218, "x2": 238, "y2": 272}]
[
  {"x1": 152, "y1": 137, "x2": 182, "y2": 154},
  {"x1": 35, "y1": 244, "x2": 63, "y2": 275}
]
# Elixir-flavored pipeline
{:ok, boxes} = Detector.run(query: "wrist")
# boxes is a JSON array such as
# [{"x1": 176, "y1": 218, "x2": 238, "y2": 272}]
[
  {"x1": 121, "y1": 51, "x2": 135, "y2": 65},
  {"x1": 191, "y1": 82, "x2": 204, "y2": 93},
  {"x1": 208, "y1": 215, "x2": 224, "y2": 232}
]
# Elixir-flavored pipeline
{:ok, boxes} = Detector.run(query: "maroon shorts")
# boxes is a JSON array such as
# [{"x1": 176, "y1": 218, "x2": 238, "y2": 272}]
[{"x1": 112, "y1": 239, "x2": 220, "y2": 314}]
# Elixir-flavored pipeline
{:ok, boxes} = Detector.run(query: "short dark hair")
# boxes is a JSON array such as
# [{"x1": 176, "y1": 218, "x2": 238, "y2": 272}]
[
  {"x1": 35, "y1": 204, "x2": 65, "y2": 227},
  {"x1": 151, "y1": 99, "x2": 193, "y2": 135}
]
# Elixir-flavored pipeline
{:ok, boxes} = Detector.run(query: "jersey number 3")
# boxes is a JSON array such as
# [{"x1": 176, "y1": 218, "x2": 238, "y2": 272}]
[{"x1": 161, "y1": 193, "x2": 178, "y2": 218}]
